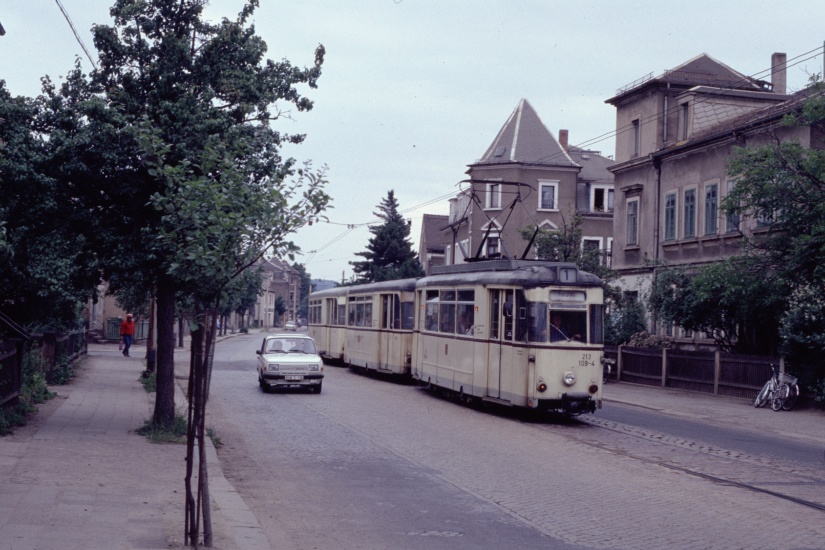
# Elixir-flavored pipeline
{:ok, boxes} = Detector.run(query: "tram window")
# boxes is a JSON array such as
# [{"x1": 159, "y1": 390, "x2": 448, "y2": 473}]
[
  {"x1": 425, "y1": 290, "x2": 439, "y2": 331},
  {"x1": 401, "y1": 302, "x2": 415, "y2": 330},
  {"x1": 456, "y1": 303, "x2": 474, "y2": 335},
  {"x1": 393, "y1": 296, "x2": 401, "y2": 329},
  {"x1": 526, "y1": 302, "x2": 548, "y2": 342},
  {"x1": 364, "y1": 302, "x2": 373, "y2": 327},
  {"x1": 440, "y1": 290, "x2": 456, "y2": 302},
  {"x1": 337, "y1": 304, "x2": 346, "y2": 326},
  {"x1": 590, "y1": 304, "x2": 604, "y2": 344},
  {"x1": 549, "y1": 310, "x2": 586, "y2": 342},
  {"x1": 457, "y1": 290, "x2": 474, "y2": 302},
  {"x1": 439, "y1": 303, "x2": 455, "y2": 333},
  {"x1": 503, "y1": 290, "x2": 514, "y2": 340}
]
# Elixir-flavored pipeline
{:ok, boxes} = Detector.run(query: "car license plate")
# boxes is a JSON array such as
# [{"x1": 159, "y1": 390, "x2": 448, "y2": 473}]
[{"x1": 285, "y1": 375, "x2": 303, "y2": 381}]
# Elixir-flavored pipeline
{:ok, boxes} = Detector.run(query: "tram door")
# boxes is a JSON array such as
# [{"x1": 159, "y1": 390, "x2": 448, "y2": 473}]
[
  {"x1": 379, "y1": 293, "x2": 401, "y2": 370},
  {"x1": 322, "y1": 298, "x2": 336, "y2": 353},
  {"x1": 487, "y1": 288, "x2": 514, "y2": 399}
]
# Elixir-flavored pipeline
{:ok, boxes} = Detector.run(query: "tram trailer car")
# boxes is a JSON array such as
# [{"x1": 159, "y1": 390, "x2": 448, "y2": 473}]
[
  {"x1": 413, "y1": 260, "x2": 604, "y2": 415},
  {"x1": 308, "y1": 279, "x2": 417, "y2": 376},
  {"x1": 308, "y1": 286, "x2": 348, "y2": 362}
]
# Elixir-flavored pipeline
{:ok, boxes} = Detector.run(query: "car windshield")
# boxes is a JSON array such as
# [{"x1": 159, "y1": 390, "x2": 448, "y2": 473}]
[{"x1": 266, "y1": 338, "x2": 316, "y2": 354}]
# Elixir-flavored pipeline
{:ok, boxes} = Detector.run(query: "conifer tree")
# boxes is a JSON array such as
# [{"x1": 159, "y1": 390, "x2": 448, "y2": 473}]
[{"x1": 351, "y1": 190, "x2": 424, "y2": 283}]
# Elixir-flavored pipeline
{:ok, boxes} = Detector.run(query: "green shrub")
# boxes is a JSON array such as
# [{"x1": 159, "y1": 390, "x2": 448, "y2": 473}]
[
  {"x1": 139, "y1": 370, "x2": 156, "y2": 393},
  {"x1": 136, "y1": 412, "x2": 188, "y2": 443}
]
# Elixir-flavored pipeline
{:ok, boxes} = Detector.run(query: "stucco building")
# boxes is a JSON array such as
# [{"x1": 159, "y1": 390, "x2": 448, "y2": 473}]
[
  {"x1": 605, "y1": 52, "x2": 822, "y2": 343},
  {"x1": 423, "y1": 99, "x2": 614, "y2": 267}
]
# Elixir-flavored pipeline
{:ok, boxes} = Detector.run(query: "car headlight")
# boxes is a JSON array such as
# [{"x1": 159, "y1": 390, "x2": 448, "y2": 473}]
[
  {"x1": 562, "y1": 371, "x2": 576, "y2": 386},
  {"x1": 267, "y1": 364, "x2": 279, "y2": 372},
  {"x1": 308, "y1": 364, "x2": 320, "y2": 372}
]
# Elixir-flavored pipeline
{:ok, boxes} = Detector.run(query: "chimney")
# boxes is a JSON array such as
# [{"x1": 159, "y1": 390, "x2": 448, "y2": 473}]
[
  {"x1": 559, "y1": 129, "x2": 569, "y2": 152},
  {"x1": 771, "y1": 52, "x2": 787, "y2": 95}
]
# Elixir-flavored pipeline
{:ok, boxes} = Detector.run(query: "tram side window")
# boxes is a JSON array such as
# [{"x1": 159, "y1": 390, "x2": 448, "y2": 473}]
[
  {"x1": 393, "y1": 295, "x2": 401, "y2": 329},
  {"x1": 364, "y1": 302, "x2": 373, "y2": 327},
  {"x1": 439, "y1": 290, "x2": 456, "y2": 333},
  {"x1": 456, "y1": 289, "x2": 474, "y2": 336},
  {"x1": 337, "y1": 304, "x2": 346, "y2": 326},
  {"x1": 549, "y1": 310, "x2": 587, "y2": 342},
  {"x1": 425, "y1": 290, "x2": 439, "y2": 331},
  {"x1": 589, "y1": 304, "x2": 604, "y2": 344},
  {"x1": 401, "y1": 302, "x2": 415, "y2": 330}
]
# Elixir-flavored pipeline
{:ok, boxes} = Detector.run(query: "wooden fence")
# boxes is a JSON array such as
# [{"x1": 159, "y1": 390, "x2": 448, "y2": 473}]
[
  {"x1": 0, "y1": 329, "x2": 88, "y2": 408},
  {"x1": 604, "y1": 345, "x2": 783, "y2": 401}
]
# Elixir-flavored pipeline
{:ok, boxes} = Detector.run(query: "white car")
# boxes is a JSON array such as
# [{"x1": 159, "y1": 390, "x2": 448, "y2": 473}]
[
  {"x1": 284, "y1": 320, "x2": 297, "y2": 331},
  {"x1": 256, "y1": 334, "x2": 324, "y2": 393}
]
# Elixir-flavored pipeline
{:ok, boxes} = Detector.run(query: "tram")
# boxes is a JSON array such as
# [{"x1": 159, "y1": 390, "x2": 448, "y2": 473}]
[
  {"x1": 308, "y1": 279, "x2": 417, "y2": 375},
  {"x1": 413, "y1": 259, "x2": 604, "y2": 414},
  {"x1": 308, "y1": 259, "x2": 604, "y2": 415}
]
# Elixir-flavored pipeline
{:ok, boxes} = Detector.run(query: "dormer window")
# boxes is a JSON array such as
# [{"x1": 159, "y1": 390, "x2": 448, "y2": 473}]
[{"x1": 679, "y1": 103, "x2": 689, "y2": 141}]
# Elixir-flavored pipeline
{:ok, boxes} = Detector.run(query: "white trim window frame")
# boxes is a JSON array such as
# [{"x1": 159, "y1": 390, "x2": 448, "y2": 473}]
[
  {"x1": 626, "y1": 198, "x2": 639, "y2": 246},
  {"x1": 683, "y1": 187, "x2": 697, "y2": 238},
  {"x1": 485, "y1": 182, "x2": 502, "y2": 210},
  {"x1": 704, "y1": 182, "x2": 719, "y2": 236},
  {"x1": 606, "y1": 237, "x2": 613, "y2": 267},
  {"x1": 663, "y1": 191, "x2": 677, "y2": 241},
  {"x1": 590, "y1": 184, "x2": 614, "y2": 213},
  {"x1": 484, "y1": 233, "x2": 501, "y2": 258},
  {"x1": 537, "y1": 180, "x2": 559, "y2": 211}
]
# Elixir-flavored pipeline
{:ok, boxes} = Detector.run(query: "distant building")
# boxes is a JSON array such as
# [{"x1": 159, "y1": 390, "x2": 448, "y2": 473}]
[
  {"x1": 429, "y1": 99, "x2": 614, "y2": 266},
  {"x1": 418, "y1": 214, "x2": 448, "y2": 275},
  {"x1": 251, "y1": 257, "x2": 301, "y2": 328}
]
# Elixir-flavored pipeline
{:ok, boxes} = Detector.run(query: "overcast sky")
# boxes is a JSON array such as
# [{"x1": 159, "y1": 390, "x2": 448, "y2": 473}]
[{"x1": 2, "y1": 1, "x2": 824, "y2": 281}]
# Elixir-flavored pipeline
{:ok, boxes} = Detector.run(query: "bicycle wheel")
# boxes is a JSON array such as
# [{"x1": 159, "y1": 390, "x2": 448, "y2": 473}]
[
  {"x1": 771, "y1": 384, "x2": 789, "y2": 411},
  {"x1": 782, "y1": 384, "x2": 799, "y2": 411},
  {"x1": 754, "y1": 380, "x2": 772, "y2": 408}
]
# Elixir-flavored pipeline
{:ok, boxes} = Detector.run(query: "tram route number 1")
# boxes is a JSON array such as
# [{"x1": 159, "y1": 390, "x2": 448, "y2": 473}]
[{"x1": 579, "y1": 353, "x2": 596, "y2": 367}]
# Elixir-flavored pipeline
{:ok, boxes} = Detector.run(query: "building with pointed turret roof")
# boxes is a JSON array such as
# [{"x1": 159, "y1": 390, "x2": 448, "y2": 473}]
[{"x1": 425, "y1": 99, "x2": 614, "y2": 267}]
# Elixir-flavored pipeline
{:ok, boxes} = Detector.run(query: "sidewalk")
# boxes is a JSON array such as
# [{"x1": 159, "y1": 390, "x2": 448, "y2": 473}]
[
  {"x1": 0, "y1": 339, "x2": 268, "y2": 550},
  {"x1": 602, "y1": 380, "x2": 825, "y2": 446},
  {"x1": 1, "y1": 341, "x2": 822, "y2": 549}
]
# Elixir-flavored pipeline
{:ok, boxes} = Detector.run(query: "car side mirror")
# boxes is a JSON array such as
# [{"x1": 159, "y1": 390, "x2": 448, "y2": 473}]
[{"x1": 256, "y1": 350, "x2": 262, "y2": 355}]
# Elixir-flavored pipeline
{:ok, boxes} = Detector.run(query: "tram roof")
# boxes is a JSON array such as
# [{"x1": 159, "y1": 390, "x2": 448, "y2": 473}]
[
  {"x1": 308, "y1": 278, "x2": 418, "y2": 299},
  {"x1": 420, "y1": 259, "x2": 601, "y2": 288}
]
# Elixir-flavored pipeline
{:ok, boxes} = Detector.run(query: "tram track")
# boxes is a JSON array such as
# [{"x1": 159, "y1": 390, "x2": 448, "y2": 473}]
[{"x1": 540, "y1": 414, "x2": 825, "y2": 514}]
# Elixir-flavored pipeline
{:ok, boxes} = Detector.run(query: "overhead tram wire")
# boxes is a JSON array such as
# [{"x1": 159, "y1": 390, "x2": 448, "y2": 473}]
[
  {"x1": 532, "y1": 45, "x2": 825, "y2": 165},
  {"x1": 302, "y1": 45, "x2": 825, "y2": 268},
  {"x1": 55, "y1": 0, "x2": 97, "y2": 70}
]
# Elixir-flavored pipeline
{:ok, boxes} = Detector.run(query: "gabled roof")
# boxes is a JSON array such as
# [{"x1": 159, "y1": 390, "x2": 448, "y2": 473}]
[
  {"x1": 567, "y1": 145, "x2": 614, "y2": 183},
  {"x1": 607, "y1": 53, "x2": 770, "y2": 105},
  {"x1": 472, "y1": 99, "x2": 578, "y2": 168}
]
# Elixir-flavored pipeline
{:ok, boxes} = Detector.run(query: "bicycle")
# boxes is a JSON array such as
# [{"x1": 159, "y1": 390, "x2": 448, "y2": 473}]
[{"x1": 754, "y1": 364, "x2": 799, "y2": 411}]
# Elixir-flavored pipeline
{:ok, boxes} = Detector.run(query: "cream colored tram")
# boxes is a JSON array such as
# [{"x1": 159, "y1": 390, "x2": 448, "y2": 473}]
[
  {"x1": 342, "y1": 279, "x2": 417, "y2": 375},
  {"x1": 307, "y1": 286, "x2": 348, "y2": 362},
  {"x1": 412, "y1": 260, "x2": 604, "y2": 414}
]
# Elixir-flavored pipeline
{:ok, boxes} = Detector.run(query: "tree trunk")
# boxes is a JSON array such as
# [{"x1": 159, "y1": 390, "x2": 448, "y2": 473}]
[{"x1": 152, "y1": 277, "x2": 177, "y2": 428}]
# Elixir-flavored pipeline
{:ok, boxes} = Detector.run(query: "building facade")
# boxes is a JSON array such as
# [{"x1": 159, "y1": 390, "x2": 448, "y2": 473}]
[
  {"x1": 432, "y1": 99, "x2": 614, "y2": 266},
  {"x1": 605, "y1": 52, "x2": 820, "y2": 342}
]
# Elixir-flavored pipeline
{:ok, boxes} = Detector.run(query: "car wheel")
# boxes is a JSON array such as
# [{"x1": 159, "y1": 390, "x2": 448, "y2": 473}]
[
  {"x1": 259, "y1": 376, "x2": 270, "y2": 393},
  {"x1": 315, "y1": 381, "x2": 323, "y2": 394}
]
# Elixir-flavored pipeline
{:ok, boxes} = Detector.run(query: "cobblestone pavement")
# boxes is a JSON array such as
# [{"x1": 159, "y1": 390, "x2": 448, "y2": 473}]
[{"x1": 210, "y1": 336, "x2": 825, "y2": 550}]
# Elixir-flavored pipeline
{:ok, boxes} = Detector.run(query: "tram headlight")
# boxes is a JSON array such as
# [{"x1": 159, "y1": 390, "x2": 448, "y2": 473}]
[
  {"x1": 537, "y1": 382, "x2": 547, "y2": 393},
  {"x1": 562, "y1": 371, "x2": 576, "y2": 387}
]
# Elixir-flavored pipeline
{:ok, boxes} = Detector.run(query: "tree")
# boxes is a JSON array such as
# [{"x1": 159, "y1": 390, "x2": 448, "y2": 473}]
[
  {"x1": 0, "y1": 82, "x2": 100, "y2": 329},
  {"x1": 724, "y1": 81, "x2": 825, "y2": 360},
  {"x1": 39, "y1": 1, "x2": 329, "y2": 544},
  {"x1": 292, "y1": 262, "x2": 311, "y2": 320},
  {"x1": 647, "y1": 259, "x2": 787, "y2": 354},
  {"x1": 350, "y1": 190, "x2": 424, "y2": 283}
]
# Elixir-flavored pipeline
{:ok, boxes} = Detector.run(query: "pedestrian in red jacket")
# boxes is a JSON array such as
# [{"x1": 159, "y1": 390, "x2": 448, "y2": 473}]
[{"x1": 120, "y1": 313, "x2": 135, "y2": 357}]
